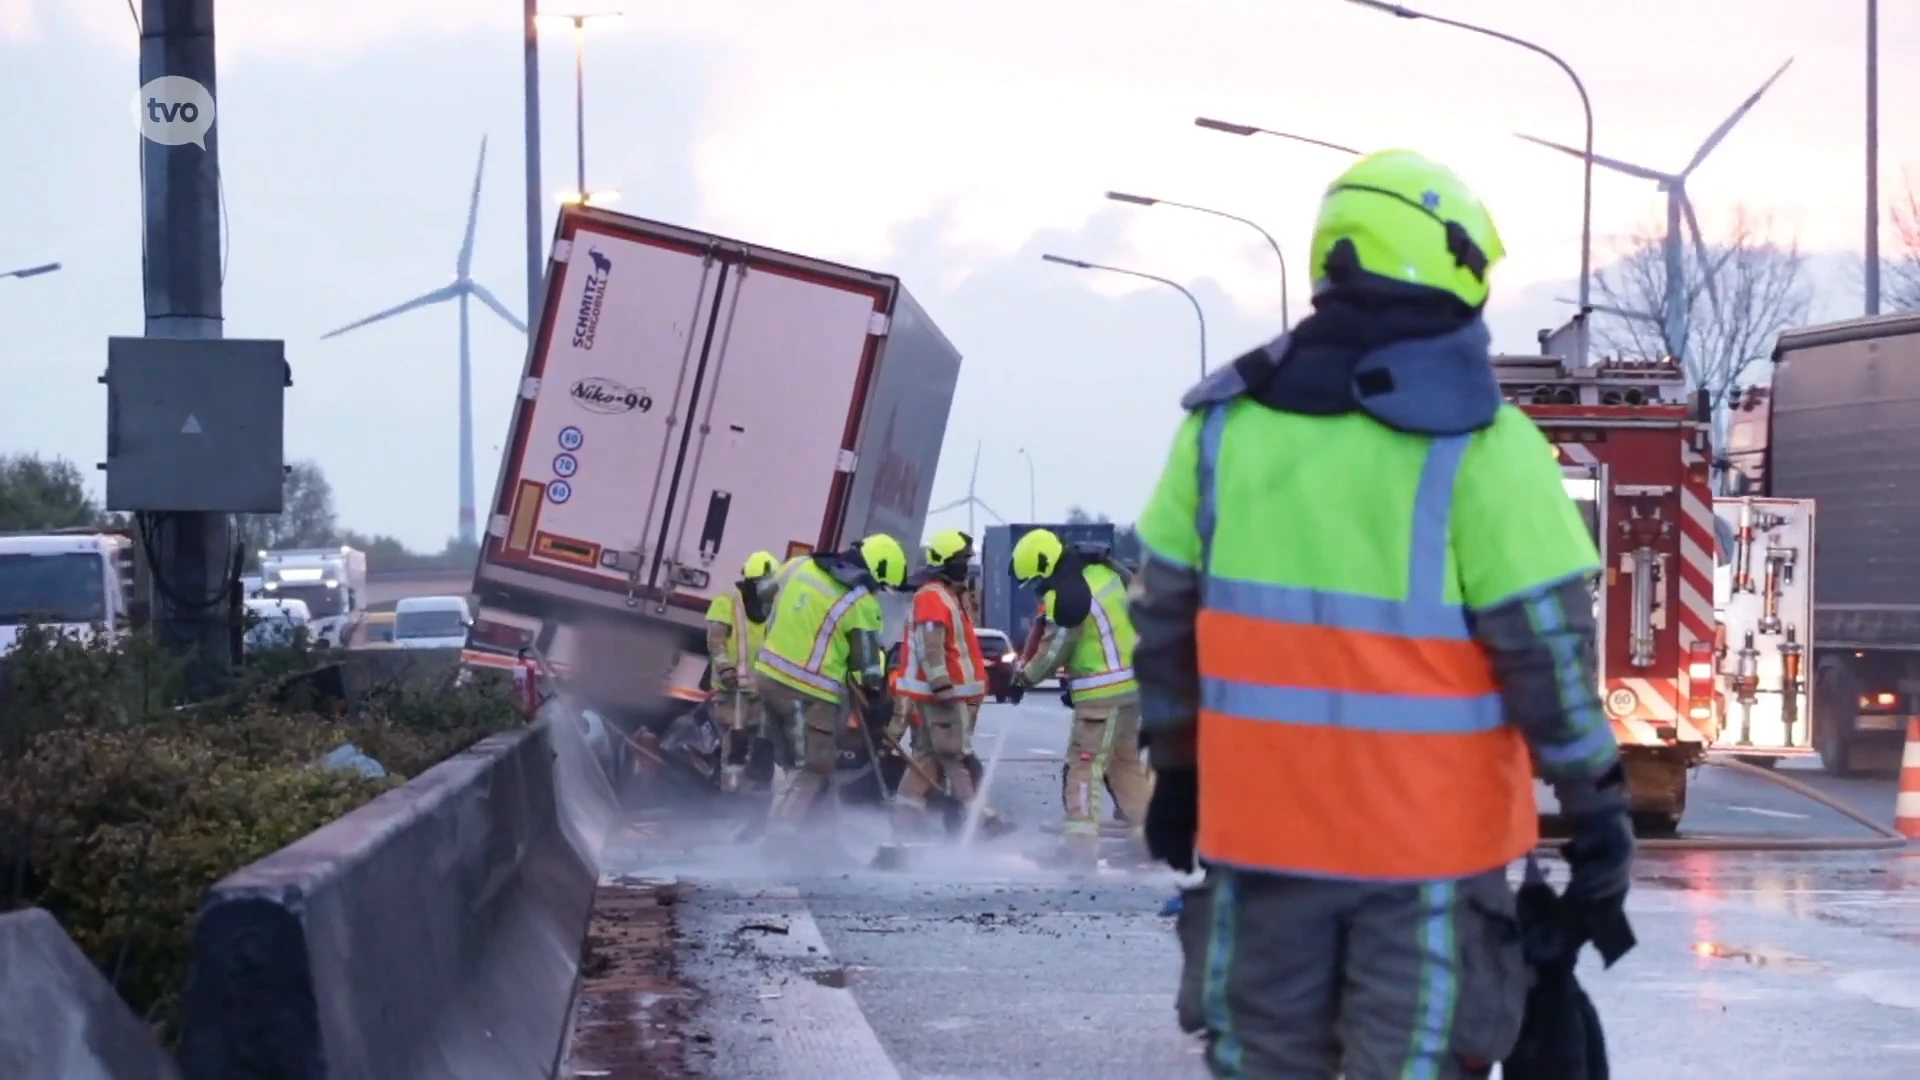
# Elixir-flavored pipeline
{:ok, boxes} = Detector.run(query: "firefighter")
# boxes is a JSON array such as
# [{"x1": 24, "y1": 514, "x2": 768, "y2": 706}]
[
  {"x1": 705, "y1": 549, "x2": 779, "y2": 791},
  {"x1": 752, "y1": 533, "x2": 907, "y2": 837},
  {"x1": 1008, "y1": 528, "x2": 1153, "y2": 863},
  {"x1": 1128, "y1": 148, "x2": 1635, "y2": 1078},
  {"x1": 888, "y1": 529, "x2": 1014, "y2": 838}
]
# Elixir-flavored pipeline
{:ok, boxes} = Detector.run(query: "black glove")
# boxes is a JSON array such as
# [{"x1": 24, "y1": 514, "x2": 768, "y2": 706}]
[
  {"x1": 1561, "y1": 807, "x2": 1635, "y2": 908},
  {"x1": 1144, "y1": 766, "x2": 1199, "y2": 873}
]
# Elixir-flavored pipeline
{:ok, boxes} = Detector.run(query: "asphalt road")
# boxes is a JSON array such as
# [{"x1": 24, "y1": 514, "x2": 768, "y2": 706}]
[{"x1": 582, "y1": 699, "x2": 1920, "y2": 1079}]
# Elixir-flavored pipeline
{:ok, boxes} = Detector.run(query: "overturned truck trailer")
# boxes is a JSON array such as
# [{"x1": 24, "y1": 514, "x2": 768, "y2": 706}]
[{"x1": 469, "y1": 204, "x2": 961, "y2": 732}]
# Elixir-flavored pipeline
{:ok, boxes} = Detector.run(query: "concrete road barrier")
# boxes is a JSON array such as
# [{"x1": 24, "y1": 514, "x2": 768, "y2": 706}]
[
  {"x1": 0, "y1": 908, "x2": 182, "y2": 1080},
  {"x1": 175, "y1": 718, "x2": 604, "y2": 1079}
]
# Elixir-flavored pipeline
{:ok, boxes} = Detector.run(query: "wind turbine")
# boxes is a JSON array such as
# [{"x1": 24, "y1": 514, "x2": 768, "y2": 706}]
[
  {"x1": 320, "y1": 136, "x2": 526, "y2": 547},
  {"x1": 927, "y1": 442, "x2": 1005, "y2": 537},
  {"x1": 1518, "y1": 59, "x2": 1793, "y2": 363}
]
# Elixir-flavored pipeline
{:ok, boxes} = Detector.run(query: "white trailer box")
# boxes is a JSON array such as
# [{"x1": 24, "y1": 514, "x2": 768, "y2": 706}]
[{"x1": 474, "y1": 206, "x2": 962, "y2": 712}]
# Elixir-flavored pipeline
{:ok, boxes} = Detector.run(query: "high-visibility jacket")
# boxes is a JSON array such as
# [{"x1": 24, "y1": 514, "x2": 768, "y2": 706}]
[
  {"x1": 894, "y1": 579, "x2": 988, "y2": 702},
  {"x1": 754, "y1": 558, "x2": 885, "y2": 703},
  {"x1": 704, "y1": 591, "x2": 767, "y2": 688},
  {"x1": 1135, "y1": 397, "x2": 1601, "y2": 881},
  {"x1": 1047, "y1": 562, "x2": 1138, "y2": 703}
]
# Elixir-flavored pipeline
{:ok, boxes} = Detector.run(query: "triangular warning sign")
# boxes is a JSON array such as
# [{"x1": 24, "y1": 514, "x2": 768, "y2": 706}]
[{"x1": 181, "y1": 414, "x2": 203, "y2": 435}]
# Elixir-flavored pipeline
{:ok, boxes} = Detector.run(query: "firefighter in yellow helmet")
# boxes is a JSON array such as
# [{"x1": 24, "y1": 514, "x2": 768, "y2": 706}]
[
  {"x1": 1009, "y1": 527, "x2": 1153, "y2": 863},
  {"x1": 705, "y1": 550, "x2": 779, "y2": 791},
  {"x1": 753, "y1": 533, "x2": 908, "y2": 838},
  {"x1": 887, "y1": 529, "x2": 1016, "y2": 838},
  {"x1": 1129, "y1": 149, "x2": 1633, "y2": 1077}
]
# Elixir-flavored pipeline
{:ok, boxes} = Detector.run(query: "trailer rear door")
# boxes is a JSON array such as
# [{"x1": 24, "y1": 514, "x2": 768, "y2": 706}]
[
  {"x1": 646, "y1": 253, "x2": 893, "y2": 612},
  {"x1": 488, "y1": 215, "x2": 725, "y2": 599}
]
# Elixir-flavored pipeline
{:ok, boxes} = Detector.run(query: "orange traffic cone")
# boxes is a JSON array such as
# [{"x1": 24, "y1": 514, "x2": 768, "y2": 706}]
[{"x1": 1897, "y1": 718, "x2": 1920, "y2": 840}]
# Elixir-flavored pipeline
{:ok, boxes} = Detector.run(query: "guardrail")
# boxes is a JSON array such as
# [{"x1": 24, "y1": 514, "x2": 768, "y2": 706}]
[
  {"x1": 175, "y1": 695, "x2": 617, "y2": 1079},
  {"x1": 1, "y1": 669, "x2": 621, "y2": 1080},
  {"x1": 363, "y1": 565, "x2": 473, "y2": 581}
]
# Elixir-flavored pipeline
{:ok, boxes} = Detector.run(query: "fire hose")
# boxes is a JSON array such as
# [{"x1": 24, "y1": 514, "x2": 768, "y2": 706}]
[{"x1": 1609, "y1": 754, "x2": 1907, "y2": 852}]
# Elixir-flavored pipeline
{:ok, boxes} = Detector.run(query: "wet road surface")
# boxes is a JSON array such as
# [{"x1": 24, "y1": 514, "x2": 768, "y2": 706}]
[{"x1": 582, "y1": 699, "x2": 1920, "y2": 1079}]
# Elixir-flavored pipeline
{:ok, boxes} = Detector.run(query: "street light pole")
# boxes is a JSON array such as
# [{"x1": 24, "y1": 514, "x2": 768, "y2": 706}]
[
  {"x1": 1016, "y1": 448, "x2": 1036, "y2": 520},
  {"x1": 1346, "y1": 0, "x2": 1594, "y2": 361},
  {"x1": 0, "y1": 262, "x2": 60, "y2": 280},
  {"x1": 522, "y1": 0, "x2": 543, "y2": 325},
  {"x1": 1866, "y1": 0, "x2": 1881, "y2": 316},
  {"x1": 537, "y1": 11, "x2": 623, "y2": 203},
  {"x1": 1193, "y1": 117, "x2": 1364, "y2": 157},
  {"x1": 1108, "y1": 190, "x2": 1294, "y2": 329},
  {"x1": 1042, "y1": 254, "x2": 1208, "y2": 377}
]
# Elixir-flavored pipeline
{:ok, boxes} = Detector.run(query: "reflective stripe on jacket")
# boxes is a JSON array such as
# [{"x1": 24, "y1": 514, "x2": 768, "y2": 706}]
[
  {"x1": 1191, "y1": 402, "x2": 1536, "y2": 881},
  {"x1": 754, "y1": 559, "x2": 880, "y2": 703},
  {"x1": 1052, "y1": 563, "x2": 1138, "y2": 702},
  {"x1": 705, "y1": 592, "x2": 766, "y2": 687},
  {"x1": 895, "y1": 580, "x2": 987, "y2": 702}
]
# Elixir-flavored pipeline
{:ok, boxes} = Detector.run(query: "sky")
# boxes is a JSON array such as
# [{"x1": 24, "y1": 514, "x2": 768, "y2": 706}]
[{"x1": 0, "y1": 0, "x2": 1912, "y2": 550}]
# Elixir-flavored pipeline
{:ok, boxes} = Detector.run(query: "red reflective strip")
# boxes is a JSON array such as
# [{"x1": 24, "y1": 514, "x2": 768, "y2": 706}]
[{"x1": 1197, "y1": 609, "x2": 1498, "y2": 699}]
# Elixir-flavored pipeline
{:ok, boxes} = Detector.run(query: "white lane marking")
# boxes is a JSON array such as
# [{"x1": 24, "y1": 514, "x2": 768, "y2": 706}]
[
  {"x1": 1725, "y1": 804, "x2": 1812, "y2": 820},
  {"x1": 717, "y1": 901, "x2": 901, "y2": 1078}
]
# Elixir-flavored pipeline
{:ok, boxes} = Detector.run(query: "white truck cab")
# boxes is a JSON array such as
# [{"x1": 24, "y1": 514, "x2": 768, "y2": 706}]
[
  {"x1": 0, "y1": 530, "x2": 138, "y2": 655},
  {"x1": 393, "y1": 594, "x2": 474, "y2": 649},
  {"x1": 259, "y1": 546, "x2": 368, "y2": 648}
]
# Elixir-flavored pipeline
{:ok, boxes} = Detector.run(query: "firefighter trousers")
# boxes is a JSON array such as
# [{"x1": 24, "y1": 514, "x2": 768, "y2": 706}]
[
  {"x1": 1062, "y1": 699, "x2": 1153, "y2": 854},
  {"x1": 1173, "y1": 866, "x2": 1528, "y2": 1079},
  {"x1": 893, "y1": 699, "x2": 979, "y2": 831},
  {"x1": 758, "y1": 680, "x2": 843, "y2": 829}
]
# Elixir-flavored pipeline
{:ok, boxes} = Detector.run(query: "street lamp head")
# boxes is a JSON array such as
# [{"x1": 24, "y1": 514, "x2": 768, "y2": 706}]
[
  {"x1": 535, "y1": 10, "x2": 624, "y2": 28},
  {"x1": 1194, "y1": 117, "x2": 1260, "y2": 137},
  {"x1": 1105, "y1": 191, "x2": 1157, "y2": 207},
  {"x1": 1041, "y1": 254, "x2": 1090, "y2": 269},
  {"x1": 1345, "y1": 0, "x2": 1419, "y2": 17},
  {"x1": 5, "y1": 261, "x2": 61, "y2": 279}
]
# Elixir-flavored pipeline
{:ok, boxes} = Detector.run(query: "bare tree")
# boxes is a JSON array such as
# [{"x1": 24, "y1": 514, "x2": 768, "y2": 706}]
[
  {"x1": 1592, "y1": 206, "x2": 1813, "y2": 414},
  {"x1": 1886, "y1": 169, "x2": 1920, "y2": 311}
]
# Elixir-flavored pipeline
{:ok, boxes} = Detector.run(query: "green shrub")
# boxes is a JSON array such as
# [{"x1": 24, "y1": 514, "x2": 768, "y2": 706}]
[{"x1": 0, "y1": 624, "x2": 523, "y2": 1041}]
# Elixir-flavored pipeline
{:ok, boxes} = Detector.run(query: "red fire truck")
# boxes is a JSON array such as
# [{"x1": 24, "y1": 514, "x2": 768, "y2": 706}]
[{"x1": 1493, "y1": 349, "x2": 1717, "y2": 834}]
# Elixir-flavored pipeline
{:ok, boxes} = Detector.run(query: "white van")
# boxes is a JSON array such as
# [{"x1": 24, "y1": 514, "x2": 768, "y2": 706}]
[
  {"x1": 393, "y1": 594, "x2": 474, "y2": 649},
  {"x1": 244, "y1": 597, "x2": 312, "y2": 652}
]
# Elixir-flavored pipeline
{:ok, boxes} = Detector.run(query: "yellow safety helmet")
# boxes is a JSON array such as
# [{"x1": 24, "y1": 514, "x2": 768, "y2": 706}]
[
  {"x1": 1309, "y1": 149, "x2": 1505, "y2": 309},
  {"x1": 924, "y1": 528, "x2": 974, "y2": 567},
  {"x1": 1010, "y1": 528, "x2": 1064, "y2": 583},
  {"x1": 741, "y1": 550, "x2": 779, "y2": 580},
  {"x1": 854, "y1": 533, "x2": 908, "y2": 588}
]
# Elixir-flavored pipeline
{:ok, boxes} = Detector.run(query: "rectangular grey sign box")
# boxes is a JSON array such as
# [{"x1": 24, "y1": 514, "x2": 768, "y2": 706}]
[{"x1": 104, "y1": 336, "x2": 288, "y2": 513}]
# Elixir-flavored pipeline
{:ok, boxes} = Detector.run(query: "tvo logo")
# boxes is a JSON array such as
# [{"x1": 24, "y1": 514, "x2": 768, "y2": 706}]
[{"x1": 131, "y1": 76, "x2": 216, "y2": 149}]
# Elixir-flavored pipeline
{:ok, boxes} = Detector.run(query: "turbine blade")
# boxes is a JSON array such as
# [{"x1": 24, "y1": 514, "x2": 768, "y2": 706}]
[
  {"x1": 319, "y1": 283, "x2": 460, "y2": 339},
  {"x1": 929, "y1": 497, "x2": 971, "y2": 515},
  {"x1": 1682, "y1": 59, "x2": 1793, "y2": 176},
  {"x1": 1514, "y1": 133, "x2": 1669, "y2": 183},
  {"x1": 469, "y1": 281, "x2": 527, "y2": 333},
  {"x1": 458, "y1": 136, "x2": 488, "y2": 278},
  {"x1": 1681, "y1": 196, "x2": 1721, "y2": 310},
  {"x1": 968, "y1": 440, "x2": 982, "y2": 495},
  {"x1": 975, "y1": 500, "x2": 1007, "y2": 525}
]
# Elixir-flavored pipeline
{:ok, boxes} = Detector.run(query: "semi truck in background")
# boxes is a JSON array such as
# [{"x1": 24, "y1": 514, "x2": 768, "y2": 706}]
[
  {"x1": 257, "y1": 546, "x2": 368, "y2": 648},
  {"x1": 0, "y1": 529, "x2": 141, "y2": 656},
  {"x1": 979, "y1": 521, "x2": 1119, "y2": 657},
  {"x1": 1722, "y1": 312, "x2": 1920, "y2": 776},
  {"x1": 469, "y1": 204, "x2": 962, "y2": 730}
]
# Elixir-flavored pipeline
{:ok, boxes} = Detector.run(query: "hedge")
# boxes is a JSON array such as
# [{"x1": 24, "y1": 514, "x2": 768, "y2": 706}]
[{"x1": 0, "y1": 625, "x2": 523, "y2": 1043}]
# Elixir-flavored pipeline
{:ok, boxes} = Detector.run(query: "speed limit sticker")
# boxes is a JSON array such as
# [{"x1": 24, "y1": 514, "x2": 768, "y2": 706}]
[{"x1": 1605, "y1": 687, "x2": 1638, "y2": 718}]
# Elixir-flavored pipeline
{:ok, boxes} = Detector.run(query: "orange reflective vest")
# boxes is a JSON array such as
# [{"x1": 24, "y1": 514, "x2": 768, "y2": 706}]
[
  {"x1": 1191, "y1": 411, "x2": 1536, "y2": 881},
  {"x1": 893, "y1": 580, "x2": 988, "y2": 703}
]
